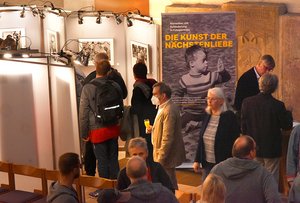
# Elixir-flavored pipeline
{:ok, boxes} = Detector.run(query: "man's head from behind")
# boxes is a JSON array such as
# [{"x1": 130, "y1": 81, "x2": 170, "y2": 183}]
[
  {"x1": 256, "y1": 54, "x2": 275, "y2": 76},
  {"x1": 59, "y1": 152, "x2": 80, "y2": 179},
  {"x1": 96, "y1": 60, "x2": 111, "y2": 77},
  {"x1": 232, "y1": 136, "x2": 256, "y2": 160},
  {"x1": 94, "y1": 52, "x2": 109, "y2": 64},
  {"x1": 259, "y1": 73, "x2": 278, "y2": 95},
  {"x1": 126, "y1": 156, "x2": 147, "y2": 183},
  {"x1": 128, "y1": 137, "x2": 148, "y2": 161}
]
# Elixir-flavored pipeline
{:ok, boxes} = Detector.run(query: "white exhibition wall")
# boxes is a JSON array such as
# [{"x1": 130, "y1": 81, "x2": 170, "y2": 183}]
[
  {"x1": 0, "y1": 58, "x2": 52, "y2": 168},
  {"x1": 125, "y1": 20, "x2": 159, "y2": 101},
  {"x1": 0, "y1": 58, "x2": 80, "y2": 169},
  {"x1": 0, "y1": 9, "x2": 42, "y2": 50},
  {"x1": 65, "y1": 15, "x2": 159, "y2": 104},
  {"x1": 43, "y1": 12, "x2": 66, "y2": 54},
  {"x1": 0, "y1": 8, "x2": 159, "y2": 169}
]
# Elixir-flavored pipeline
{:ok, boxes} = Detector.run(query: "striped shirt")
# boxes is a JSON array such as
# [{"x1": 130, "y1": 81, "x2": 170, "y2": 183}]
[{"x1": 203, "y1": 115, "x2": 220, "y2": 163}]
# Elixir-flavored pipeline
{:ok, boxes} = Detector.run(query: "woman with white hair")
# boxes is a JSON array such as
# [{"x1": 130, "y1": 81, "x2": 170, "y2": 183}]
[{"x1": 193, "y1": 87, "x2": 240, "y2": 181}]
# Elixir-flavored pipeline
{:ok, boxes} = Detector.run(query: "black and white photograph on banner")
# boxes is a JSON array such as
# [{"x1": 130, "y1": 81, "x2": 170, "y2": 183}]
[
  {"x1": 78, "y1": 38, "x2": 114, "y2": 65},
  {"x1": 162, "y1": 12, "x2": 236, "y2": 162}
]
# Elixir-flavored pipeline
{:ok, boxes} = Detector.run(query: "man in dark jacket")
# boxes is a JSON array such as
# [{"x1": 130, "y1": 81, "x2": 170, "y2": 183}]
[
  {"x1": 234, "y1": 54, "x2": 275, "y2": 112},
  {"x1": 122, "y1": 156, "x2": 178, "y2": 203},
  {"x1": 131, "y1": 62, "x2": 157, "y2": 163},
  {"x1": 241, "y1": 73, "x2": 293, "y2": 183},
  {"x1": 117, "y1": 137, "x2": 174, "y2": 193},
  {"x1": 79, "y1": 60, "x2": 121, "y2": 179},
  {"x1": 211, "y1": 136, "x2": 281, "y2": 203},
  {"x1": 47, "y1": 153, "x2": 80, "y2": 203},
  {"x1": 82, "y1": 52, "x2": 127, "y2": 177}
]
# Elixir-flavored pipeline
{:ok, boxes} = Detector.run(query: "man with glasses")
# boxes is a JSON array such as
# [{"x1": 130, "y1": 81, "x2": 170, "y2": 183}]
[{"x1": 234, "y1": 54, "x2": 275, "y2": 114}]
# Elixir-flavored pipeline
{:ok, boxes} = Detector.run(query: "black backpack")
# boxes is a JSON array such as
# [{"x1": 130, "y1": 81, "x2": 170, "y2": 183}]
[{"x1": 90, "y1": 79, "x2": 124, "y2": 126}]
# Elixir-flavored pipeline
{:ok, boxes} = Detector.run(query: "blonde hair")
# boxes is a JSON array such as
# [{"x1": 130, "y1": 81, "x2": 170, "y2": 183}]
[{"x1": 201, "y1": 173, "x2": 226, "y2": 203}]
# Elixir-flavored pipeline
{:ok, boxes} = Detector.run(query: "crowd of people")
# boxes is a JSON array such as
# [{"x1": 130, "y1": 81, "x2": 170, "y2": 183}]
[{"x1": 46, "y1": 52, "x2": 298, "y2": 203}]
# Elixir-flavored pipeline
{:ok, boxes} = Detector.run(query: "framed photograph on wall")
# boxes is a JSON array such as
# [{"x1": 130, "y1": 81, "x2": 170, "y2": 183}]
[
  {"x1": 47, "y1": 30, "x2": 59, "y2": 54},
  {"x1": 0, "y1": 28, "x2": 26, "y2": 48},
  {"x1": 130, "y1": 41, "x2": 150, "y2": 73},
  {"x1": 78, "y1": 38, "x2": 114, "y2": 65}
]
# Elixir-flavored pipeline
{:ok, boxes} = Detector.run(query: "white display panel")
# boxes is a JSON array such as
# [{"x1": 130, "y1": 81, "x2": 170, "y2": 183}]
[
  {"x1": 0, "y1": 59, "x2": 53, "y2": 168},
  {"x1": 49, "y1": 64, "x2": 80, "y2": 164}
]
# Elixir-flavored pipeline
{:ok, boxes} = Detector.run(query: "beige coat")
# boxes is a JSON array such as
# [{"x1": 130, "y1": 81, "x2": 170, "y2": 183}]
[{"x1": 152, "y1": 100, "x2": 186, "y2": 168}]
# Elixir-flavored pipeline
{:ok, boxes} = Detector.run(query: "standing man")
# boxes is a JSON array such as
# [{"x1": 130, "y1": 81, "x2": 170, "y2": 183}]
[
  {"x1": 147, "y1": 82, "x2": 186, "y2": 189},
  {"x1": 241, "y1": 73, "x2": 293, "y2": 183},
  {"x1": 79, "y1": 60, "x2": 122, "y2": 179},
  {"x1": 82, "y1": 52, "x2": 127, "y2": 177},
  {"x1": 234, "y1": 55, "x2": 275, "y2": 113},
  {"x1": 47, "y1": 153, "x2": 80, "y2": 203}
]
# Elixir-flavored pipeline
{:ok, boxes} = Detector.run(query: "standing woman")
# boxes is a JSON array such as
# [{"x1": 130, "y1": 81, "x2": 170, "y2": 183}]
[
  {"x1": 131, "y1": 62, "x2": 157, "y2": 163},
  {"x1": 193, "y1": 87, "x2": 240, "y2": 181}
]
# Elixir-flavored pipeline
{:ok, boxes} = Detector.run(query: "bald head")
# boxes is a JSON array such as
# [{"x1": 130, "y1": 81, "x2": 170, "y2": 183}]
[
  {"x1": 126, "y1": 156, "x2": 147, "y2": 181},
  {"x1": 232, "y1": 136, "x2": 256, "y2": 159}
]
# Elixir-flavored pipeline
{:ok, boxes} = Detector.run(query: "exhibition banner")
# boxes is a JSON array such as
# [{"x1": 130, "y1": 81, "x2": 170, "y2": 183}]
[{"x1": 162, "y1": 12, "x2": 236, "y2": 162}]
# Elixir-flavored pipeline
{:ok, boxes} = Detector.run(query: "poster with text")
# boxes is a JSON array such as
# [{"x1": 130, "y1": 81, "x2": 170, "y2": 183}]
[{"x1": 162, "y1": 12, "x2": 236, "y2": 162}]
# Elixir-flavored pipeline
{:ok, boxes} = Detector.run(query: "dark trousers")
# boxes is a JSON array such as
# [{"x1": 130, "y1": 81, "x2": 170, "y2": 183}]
[
  {"x1": 93, "y1": 138, "x2": 120, "y2": 179},
  {"x1": 84, "y1": 141, "x2": 96, "y2": 176}
]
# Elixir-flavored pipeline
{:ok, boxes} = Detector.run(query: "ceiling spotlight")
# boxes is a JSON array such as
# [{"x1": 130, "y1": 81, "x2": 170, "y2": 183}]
[
  {"x1": 39, "y1": 11, "x2": 45, "y2": 19},
  {"x1": 78, "y1": 12, "x2": 83, "y2": 24},
  {"x1": 96, "y1": 12, "x2": 102, "y2": 24},
  {"x1": 149, "y1": 17, "x2": 154, "y2": 24},
  {"x1": 20, "y1": 7, "x2": 25, "y2": 18},
  {"x1": 115, "y1": 15, "x2": 122, "y2": 25},
  {"x1": 126, "y1": 17, "x2": 133, "y2": 27}
]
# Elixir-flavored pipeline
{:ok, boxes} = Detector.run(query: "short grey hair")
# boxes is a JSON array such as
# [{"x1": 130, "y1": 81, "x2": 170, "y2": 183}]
[
  {"x1": 259, "y1": 73, "x2": 278, "y2": 94},
  {"x1": 260, "y1": 54, "x2": 275, "y2": 70},
  {"x1": 205, "y1": 87, "x2": 232, "y2": 114},
  {"x1": 128, "y1": 137, "x2": 148, "y2": 153}
]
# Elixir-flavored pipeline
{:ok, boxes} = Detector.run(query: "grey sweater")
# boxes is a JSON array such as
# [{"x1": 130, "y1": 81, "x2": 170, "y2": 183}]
[
  {"x1": 47, "y1": 181, "x2": 79, "y2": 203},
  {"x1": 122, "y1": 180, "x2": 178, "y2": 203},
  {"x1": 211, "y1": 157, "x2": 281, "y2": 203}
]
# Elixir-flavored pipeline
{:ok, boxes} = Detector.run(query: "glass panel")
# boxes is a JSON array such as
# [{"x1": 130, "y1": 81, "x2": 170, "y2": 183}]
[
  {"x1": 49, "y1": 64, "x2": 80, "y2": 162},
  {"x1": 0, "y1": 59, "x2": 53, "y2": 168}
]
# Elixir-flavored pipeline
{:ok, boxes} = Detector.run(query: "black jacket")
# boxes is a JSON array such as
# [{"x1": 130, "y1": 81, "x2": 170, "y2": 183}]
[
  {"x1": 116, "y1": 161, "x2": 175, "y2": 193},
  {"x1": 194, "y1": 110, "x2": 240, "y2": 166},
  {"x1": 234, "y1": 67, "x2": 259, "y2": 111},
  {"x1": 241, "y1": 93, "x2": 293, "y2": 158},
  {"x1": 82, "y1": 69, "x2": 127, "y2": 99}
]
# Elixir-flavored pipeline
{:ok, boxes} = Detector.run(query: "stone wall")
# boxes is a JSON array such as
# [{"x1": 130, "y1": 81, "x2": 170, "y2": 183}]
[{"x1": 280, "y1": 14, "x2": 300, "y2": 121}]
